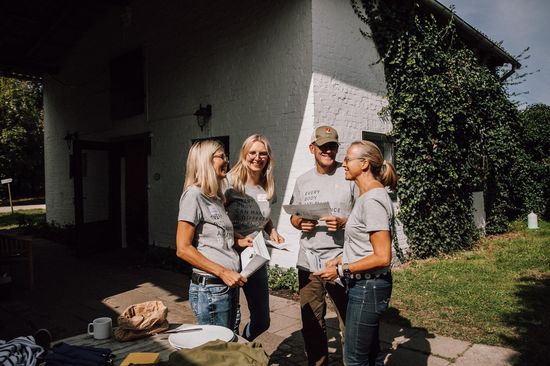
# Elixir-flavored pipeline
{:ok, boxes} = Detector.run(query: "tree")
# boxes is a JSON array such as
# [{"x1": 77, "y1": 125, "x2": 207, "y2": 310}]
[{"x1": 0, "y1": 76, "x2": 44, "y2": 200}]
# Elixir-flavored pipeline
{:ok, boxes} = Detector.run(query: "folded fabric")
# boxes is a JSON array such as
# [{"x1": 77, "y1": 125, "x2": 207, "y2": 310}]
[
  {"x1": 44, "y1": 342, "x2": 113, "y2": 366},
  {"x1": 161, "y1": 340, "x2": 268, "y2": 366},
  {"x1": 0, "y1": 335, "x2": 44, "y2": 366},
  {"x1": 114, "y1": 300, "x2": 169, "y2": 342}
]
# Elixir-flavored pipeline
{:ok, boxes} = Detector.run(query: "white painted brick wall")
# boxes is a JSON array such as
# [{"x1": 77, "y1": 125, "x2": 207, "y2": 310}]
[{"x1": 43, "y1": 0, "x2": 407, "y2": 268}]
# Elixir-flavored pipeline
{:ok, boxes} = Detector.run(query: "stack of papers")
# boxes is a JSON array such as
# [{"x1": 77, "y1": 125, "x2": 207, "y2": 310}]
[{"x1": 240, "y1": 232, "x2": 271, "y2": 278}]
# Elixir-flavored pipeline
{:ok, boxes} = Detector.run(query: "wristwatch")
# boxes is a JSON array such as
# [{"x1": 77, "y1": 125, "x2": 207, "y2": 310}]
[{"x1": 342, "y1": 263, "x2": 351, "y2": 278}]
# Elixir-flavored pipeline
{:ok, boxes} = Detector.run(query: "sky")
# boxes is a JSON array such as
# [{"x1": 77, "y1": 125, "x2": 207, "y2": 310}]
[{"x1": 437, "y1": 0, "x2": 550, "y2": 107}]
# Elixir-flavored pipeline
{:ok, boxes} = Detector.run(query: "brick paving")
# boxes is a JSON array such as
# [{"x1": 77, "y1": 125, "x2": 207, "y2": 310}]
[{"x1": 0, "y1": 238, "x2": 520, "y2": 365}]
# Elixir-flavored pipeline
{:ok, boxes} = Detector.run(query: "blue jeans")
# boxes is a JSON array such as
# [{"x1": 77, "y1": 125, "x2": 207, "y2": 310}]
[
  {"x1": 241, "y1": 264, "x2": 270, "y2": 340},
  {"x1": 189, "y1": 281, "x2": 240, "y2": 332},
  {"x1": 344, "y1": 275, "x2": 392, "y2": 366}
]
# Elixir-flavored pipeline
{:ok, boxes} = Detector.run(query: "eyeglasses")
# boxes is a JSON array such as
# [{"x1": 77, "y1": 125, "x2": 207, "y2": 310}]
[
  {"x1": 343, "y1": 157, "x2": 364, "y2": 164},
  {"x1": 213, "y1": 153, "x2": 229, "y2": 161},
  {"x1": 247, "y1": 151, "x2": 269, "y2": 159}
]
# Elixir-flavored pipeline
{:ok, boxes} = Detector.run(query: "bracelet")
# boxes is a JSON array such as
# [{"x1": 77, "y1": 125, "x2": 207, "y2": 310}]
[{"x1": 337, "y1": 264, "x2": 344, "y2": 277}]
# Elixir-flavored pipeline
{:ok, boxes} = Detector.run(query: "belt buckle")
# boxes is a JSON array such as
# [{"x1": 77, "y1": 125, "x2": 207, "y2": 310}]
[{"x1": 200, "y1": 275, "x2": 208, "y2": 286}]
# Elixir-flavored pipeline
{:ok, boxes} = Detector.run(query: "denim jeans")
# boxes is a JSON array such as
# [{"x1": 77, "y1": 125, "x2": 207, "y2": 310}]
[
  {"x1": 299, "y1": 269, "x2": 348, "y2": 366},
  {"x1": 189, "y1": 281, "x2": 240, "y2": 332},
  {"x1": 344, "y1": 275, "x2": 392, "y2": 366},
  {"x1": 242, "y1": 264, "x2": 270, "y2": 340}
]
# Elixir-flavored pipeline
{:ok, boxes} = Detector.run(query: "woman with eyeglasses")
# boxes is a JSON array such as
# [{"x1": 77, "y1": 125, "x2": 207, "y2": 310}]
[
  {"x1": 315, "y1": 140, "x2": 398, "y2": 366},
  {"x1": 224, "y1": 134, "x2": 284, "y2": 340},
  {"x1": 176, "y1": 139, "x2": 248, "y2": 331}
]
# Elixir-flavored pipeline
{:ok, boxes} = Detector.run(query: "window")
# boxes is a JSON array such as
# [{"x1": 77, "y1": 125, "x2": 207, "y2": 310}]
[
  {"x1": 362, "y1": 131, "x2": 397, "y2": 200},
  {"x1": 110, "y1": 48, "x2": 144, "y2": 119},
  {"x1": 362, "y1": 131, "x2": 394, "y2": 164}
]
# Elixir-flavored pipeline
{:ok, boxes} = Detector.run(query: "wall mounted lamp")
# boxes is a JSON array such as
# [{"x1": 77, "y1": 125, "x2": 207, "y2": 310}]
[{"x1": 194, "y1": 104, "x2": 212, "y2": 131}]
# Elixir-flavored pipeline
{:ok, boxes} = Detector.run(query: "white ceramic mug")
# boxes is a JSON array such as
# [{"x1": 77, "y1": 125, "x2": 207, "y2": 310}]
[{"x1": 87, "y1": 317, "x2": 112, "y2": 340}]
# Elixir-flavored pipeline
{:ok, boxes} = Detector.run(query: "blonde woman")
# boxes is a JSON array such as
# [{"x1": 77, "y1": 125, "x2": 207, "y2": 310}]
[
  {"x1": 176, "y1": 140, "x2": 248, "y2": 330},
  {"x1": 224, "y1": 134, "x2": 284, "y2": 340},
  {"x1": 315, "y1": 140, "x2": 398, "y2": 366}
]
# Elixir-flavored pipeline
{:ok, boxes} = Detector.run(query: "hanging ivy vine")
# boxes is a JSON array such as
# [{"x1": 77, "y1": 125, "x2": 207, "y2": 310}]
[{"x1": 352, "y1": 0, "x2": 535, "y2": 258}]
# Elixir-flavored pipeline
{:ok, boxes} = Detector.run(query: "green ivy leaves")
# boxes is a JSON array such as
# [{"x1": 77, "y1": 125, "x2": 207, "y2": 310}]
[{"x1": 354, "y1": 0, "x2": 537, "y2": 258}]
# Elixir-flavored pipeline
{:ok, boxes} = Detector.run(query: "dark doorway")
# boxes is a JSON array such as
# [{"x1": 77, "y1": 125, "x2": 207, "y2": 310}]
[
  {"x1": 72, "y1": 140, "x2": 116, "y2": 256},
  {"x1": 121, "y1": 137, "x2": 149, "y2": 249},
  {"x1": 71, "y1": 135, "x2": 149, "y2": 256}
]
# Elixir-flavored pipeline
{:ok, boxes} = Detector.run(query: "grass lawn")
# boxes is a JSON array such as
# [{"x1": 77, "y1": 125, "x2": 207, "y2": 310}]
[
  {"x1": 386, "y1": 220, "x2": 549, "y2": 363},
  {"x1": 0, "y1": 209, "x2": 46, "y2": 231}
]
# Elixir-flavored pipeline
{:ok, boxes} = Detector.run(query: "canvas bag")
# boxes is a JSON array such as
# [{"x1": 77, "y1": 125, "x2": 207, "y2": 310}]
[
  {"x1": 114, "y1": 300, "x2": 169, "y2": 342},
  {"x1": 161, "y1": 340, "x2": 269, "y2": 366}
]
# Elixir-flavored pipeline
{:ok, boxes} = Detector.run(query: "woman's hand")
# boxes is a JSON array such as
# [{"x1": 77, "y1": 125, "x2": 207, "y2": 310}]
[
  {"x1": 234, "y1": 236, "x2": 253, "y2": 249},
  {"x1": 269, "y1": 228, "x2": 285, "y2": 244},
  {"x1": 313, "y1": 266, "x2": 339, "y2": 282},
  {"x1": 219, "y1": 268, "x2": 248, "y2": 288}
]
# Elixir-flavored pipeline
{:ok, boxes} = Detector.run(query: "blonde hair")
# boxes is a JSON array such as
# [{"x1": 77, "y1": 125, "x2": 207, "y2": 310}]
[
  {"x1": 184, "y1": 139, "x2": 225, "y2": 199},
  {"x1": 350, "y1": 140, "x2": 398, "y2": 190},
  {"x1": 228, "y1": 134, "x2": 275, "y2": 199}
]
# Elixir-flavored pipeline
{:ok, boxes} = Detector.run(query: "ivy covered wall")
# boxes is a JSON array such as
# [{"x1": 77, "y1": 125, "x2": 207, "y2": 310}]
[{"x1": 353, "y1": 0, "x2": 536, "y2": 258}]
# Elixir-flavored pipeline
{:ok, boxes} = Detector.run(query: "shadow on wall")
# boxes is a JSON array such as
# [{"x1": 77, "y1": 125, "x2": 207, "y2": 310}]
[{"x1": 500, "y1": 274, "x2": 550, "y2": 366}]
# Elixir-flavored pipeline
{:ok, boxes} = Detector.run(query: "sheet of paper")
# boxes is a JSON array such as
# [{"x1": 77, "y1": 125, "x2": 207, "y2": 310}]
[
  {"x1": 240, "y1": 232, "x2": 271, "y2": 278},
  {"x1": 282, "y1": 202, "x2": 332, "y2": 220},
  {"x1": 265, "y1": 238, "x2": 294, "y2": 252}
]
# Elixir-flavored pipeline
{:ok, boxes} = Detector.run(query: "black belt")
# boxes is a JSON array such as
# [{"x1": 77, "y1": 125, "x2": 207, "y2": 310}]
[
  {"x1": 348, "y1": 271, "x2": 391, "y2": 281},
  {"x1": 191, "y1": 272, "x2": 225, "y2": 286}
]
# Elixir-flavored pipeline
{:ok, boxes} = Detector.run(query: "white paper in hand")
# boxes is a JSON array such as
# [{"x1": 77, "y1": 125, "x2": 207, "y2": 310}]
[
  {"x1": 282, "y1": 202, "x2": 332, "y2": 220},
  {"x1": 305, "y1": 249, "x2": 322, "y2": 272},
  {"x1": 265, "y1": 238, "x2": 295, "y2": 252},
  {"x1": 240, "y1": 232, "x2": 271, "y2": 278}
]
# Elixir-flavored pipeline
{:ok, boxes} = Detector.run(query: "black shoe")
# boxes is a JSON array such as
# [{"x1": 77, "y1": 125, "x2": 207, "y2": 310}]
[{"x1": 33, "y1": 328, "x2": 52, "y2": 350}]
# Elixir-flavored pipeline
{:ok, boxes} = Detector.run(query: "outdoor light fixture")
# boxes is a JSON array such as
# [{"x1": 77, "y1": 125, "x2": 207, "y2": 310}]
[
  {"x1": 64, "y1": 132, "x2": 79, "y2": 151},
  {"x1": 194, "y1": 104, "x2": 212, "y2": 131}
]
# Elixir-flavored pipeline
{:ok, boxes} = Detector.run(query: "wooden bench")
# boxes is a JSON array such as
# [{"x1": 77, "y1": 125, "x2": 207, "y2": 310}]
[{"x1": 0, "y1": 234, "x2": 34, "y2": 290}]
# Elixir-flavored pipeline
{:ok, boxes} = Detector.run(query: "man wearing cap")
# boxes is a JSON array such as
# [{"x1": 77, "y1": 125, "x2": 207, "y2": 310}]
[{"x1": 289, "y1": 125, "x2": 357, "y2": 366}]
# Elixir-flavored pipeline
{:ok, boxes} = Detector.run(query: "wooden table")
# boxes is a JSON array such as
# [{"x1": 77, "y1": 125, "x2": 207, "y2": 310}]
[{"x1": 57, "y1": 324, "x2": 246, "y2": 365}]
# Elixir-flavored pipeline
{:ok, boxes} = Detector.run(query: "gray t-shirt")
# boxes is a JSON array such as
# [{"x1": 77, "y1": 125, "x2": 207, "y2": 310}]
[
  {"x1": 290, "y1": 163, "x2": 357, "y2": 271},
  {"x1": 224, "y1": 178, "x2": 275, "y2": 237},
  {"x1": 342, "y1": 187, "x2": 394, "y2": 274},
  {"x1": 178, "y1": 185, "x2": 240, "y2": 275}
]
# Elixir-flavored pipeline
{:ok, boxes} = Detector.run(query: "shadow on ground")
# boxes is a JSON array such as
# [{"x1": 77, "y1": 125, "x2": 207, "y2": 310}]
[
  {"x1": 269, "y1": 317, "x2": 343, "y2": 365},
  {"x1": 0, "y1": 238, "x2": 190, "y2": 341},
  {"x1": 500, "y1": 273, "x2": 550, "y2": 366},
  {"x1": 269, "y1": 306, "x2": 433, "y2": 366},
  {"x1": 382, "y1": 307, "x2": 432, "y2": 366}
]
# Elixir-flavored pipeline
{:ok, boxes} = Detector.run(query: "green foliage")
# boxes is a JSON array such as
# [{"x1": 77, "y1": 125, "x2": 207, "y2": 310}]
[
  {"x1": 0, "y1": 210, "x2": 45, "y2": 231},
  {"x1": 519, "y1": 104, "x2": 550, "y2": 219},
  {"x1": 353, "y1": 0, "x2": 538, "y2": 257},
  {"x1": 0, "y1": 77, "x2": 44, "y2": 198},
  {"x1": 268, "y1": 264, "x2": 298, "y2": 293}
]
